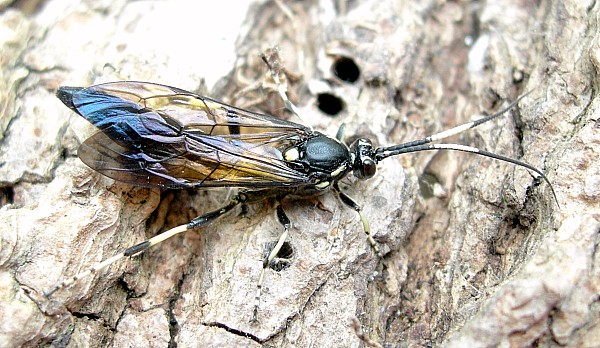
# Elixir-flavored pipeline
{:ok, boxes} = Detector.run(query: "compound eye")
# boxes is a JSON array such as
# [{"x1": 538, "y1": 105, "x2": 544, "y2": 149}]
[{"x1": 361, "y1": 159, "x2": 376, "y2": 179}]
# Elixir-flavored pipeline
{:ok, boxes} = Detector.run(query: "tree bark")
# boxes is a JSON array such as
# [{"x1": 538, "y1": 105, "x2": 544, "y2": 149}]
[{"x1": 0, "y1": 0, "x2": 598, "y2": 347}]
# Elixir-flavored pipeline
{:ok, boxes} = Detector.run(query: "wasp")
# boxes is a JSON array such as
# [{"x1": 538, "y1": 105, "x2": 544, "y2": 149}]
[{"x1": 50, "y1": 78, "x2": 556, "y2": 321}]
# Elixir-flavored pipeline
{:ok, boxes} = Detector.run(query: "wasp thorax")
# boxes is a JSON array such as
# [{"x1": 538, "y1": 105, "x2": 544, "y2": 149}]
[
  {"x1": 284, "y1": 133, "x2": 351, "y2": 176},
  {"x1": 350, "y1": 138, "x2": 377, "y2": 179}
]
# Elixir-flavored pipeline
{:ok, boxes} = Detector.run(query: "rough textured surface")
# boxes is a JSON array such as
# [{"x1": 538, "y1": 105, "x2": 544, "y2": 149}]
[{"x1": 0, "y1": 0, "x2": 598, "y2": 347}]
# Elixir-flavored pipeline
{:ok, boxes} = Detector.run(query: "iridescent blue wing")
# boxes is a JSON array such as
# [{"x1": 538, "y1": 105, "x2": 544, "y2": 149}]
[{"x1": 57, "y1": 81, "x2": 314, "y2": 189}]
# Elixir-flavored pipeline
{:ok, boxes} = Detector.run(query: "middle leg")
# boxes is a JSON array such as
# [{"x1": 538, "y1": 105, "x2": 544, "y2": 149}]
[{"x1": 252, "y1": 198, "x2": 291, "y2": 322}]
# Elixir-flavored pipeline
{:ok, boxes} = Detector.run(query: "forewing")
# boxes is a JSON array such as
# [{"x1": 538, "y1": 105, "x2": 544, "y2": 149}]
[{"x1": 65, "y1": 81, "x2": 313, "y2": 189}]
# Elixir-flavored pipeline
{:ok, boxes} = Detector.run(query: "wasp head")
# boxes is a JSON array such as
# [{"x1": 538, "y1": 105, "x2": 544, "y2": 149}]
[{"x1": 349, "y1": 138, "x2": 377, "y2": 180}]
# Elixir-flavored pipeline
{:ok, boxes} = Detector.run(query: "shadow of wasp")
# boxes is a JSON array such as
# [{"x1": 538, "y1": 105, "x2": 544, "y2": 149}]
[{"x1": 48, "y1": 62, "x2": 557, "y2": 322}]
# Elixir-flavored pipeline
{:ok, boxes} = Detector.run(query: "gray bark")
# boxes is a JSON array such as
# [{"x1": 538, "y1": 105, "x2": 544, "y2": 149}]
[{"x1": 0, "y1": 0, "x2": 598, "y2": 347}]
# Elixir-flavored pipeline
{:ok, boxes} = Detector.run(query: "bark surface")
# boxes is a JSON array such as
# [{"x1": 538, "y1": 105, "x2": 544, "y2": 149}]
[{"x1": 0, "y1": 1, "x2": 598, "y2": 347}]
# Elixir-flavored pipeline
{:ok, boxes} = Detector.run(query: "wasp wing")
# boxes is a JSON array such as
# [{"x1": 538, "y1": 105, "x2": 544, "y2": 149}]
[{"x1": 58, "y1": 81, "x2": 314, "y2": 189}]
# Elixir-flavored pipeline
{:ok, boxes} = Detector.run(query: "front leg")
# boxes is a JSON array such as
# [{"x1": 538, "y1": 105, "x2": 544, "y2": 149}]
[{"x1": 332, "y1": 182, "x2": 383, "y2": 260}]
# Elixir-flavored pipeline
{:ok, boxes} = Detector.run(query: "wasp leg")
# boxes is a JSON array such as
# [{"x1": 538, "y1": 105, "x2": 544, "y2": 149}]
[
  {"x1": 261, "y1": 50, "x2": 301, "y2": 118},
  {"x1": 45, "y1": 193, "x2": 248, "y2": 297},
  {"x1": 252, "y1": 199, "x2": 290, "y2": 322},
  {"x1": 332, "y1": 182, "x2": 383, "y2": 259},
  {"x1": 335, "y1": 123, "x2": 346, "y2": 142}
]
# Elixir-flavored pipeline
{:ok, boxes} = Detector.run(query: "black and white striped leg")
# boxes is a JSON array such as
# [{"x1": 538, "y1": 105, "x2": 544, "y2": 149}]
[
  {"x1": 332, "y1": 182, "x2": 383, "y2": 260},
  {"x1": 261, "y1": 49, "x2": 301, "y2": 118},
  {"x1": 45, "y1": 193, "x2": 247, "y2": 297},
  {"x1": 252, "y1": 200, "x2": 290, "y2": 322}
]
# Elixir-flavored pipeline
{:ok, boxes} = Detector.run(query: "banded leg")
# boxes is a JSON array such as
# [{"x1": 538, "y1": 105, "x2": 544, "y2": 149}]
[
  {"x1": 45, "y1": 193, "x2": 247, "y2": 297},
  {"x1": 261, "y1": 49, "x2": 301, "y2": 118},
  {"x1": 332, "y1": 182, "x2": 383, "y2": 260},
  {"x1": 252, "y1": 200, "x2": 290, "y2": 322}
]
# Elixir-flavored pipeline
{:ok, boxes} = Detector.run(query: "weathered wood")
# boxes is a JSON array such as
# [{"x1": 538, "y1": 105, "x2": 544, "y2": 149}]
[{"x1": 0, "y1": 0, "x2": 598, "y2": 347}]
